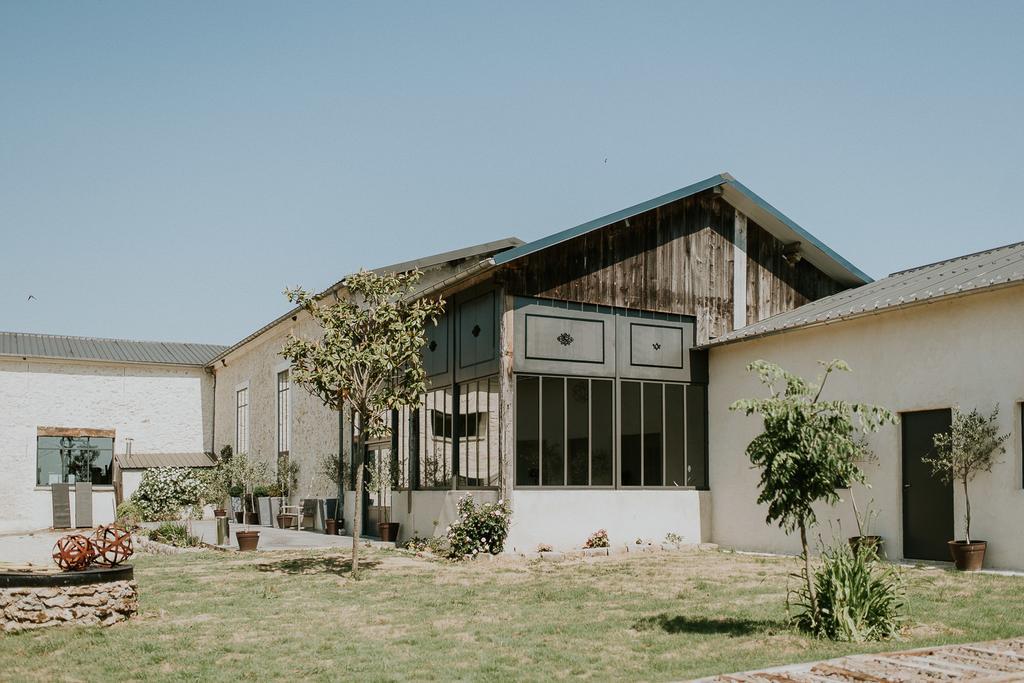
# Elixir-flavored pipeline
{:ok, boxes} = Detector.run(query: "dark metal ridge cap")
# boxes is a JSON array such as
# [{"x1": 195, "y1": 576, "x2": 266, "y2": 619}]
[
  {"x1": 491, "y1": 174, "x2": 730, "y2": 266},
  {"x1": 491, "y1": 172, "x2": 872, "y2": 288}
]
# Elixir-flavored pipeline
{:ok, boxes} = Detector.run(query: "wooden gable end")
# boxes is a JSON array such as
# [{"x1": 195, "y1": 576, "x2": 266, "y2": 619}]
[{"x1": 499, "y1": 191, "x2": 845, "y2": 344}]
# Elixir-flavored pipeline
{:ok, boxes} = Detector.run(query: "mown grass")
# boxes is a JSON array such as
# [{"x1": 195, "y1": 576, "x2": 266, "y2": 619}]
[{"x1": 3, "y1": 547, "x2": 1024, "y2": 681}]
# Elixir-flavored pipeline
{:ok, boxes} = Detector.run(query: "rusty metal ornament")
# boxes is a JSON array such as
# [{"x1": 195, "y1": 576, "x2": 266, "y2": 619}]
[
  {"x1": 91, "y1": 525, "x2": 134, "y2": 567},
  {"x1": 52, "y1": 534, "x2": 95, "y2": 571}
]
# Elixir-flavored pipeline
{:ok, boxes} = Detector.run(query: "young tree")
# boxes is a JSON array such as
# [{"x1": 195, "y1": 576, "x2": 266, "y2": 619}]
[
  {"x1": 730, "y1": 360, "x2": 896, "y2": 619},
  {"x1": 924, "y1": 406, "x2": 1008, "y2": 544},
  {"x1": 281, "y1": 270, "x2": 443, "y2": 573}
]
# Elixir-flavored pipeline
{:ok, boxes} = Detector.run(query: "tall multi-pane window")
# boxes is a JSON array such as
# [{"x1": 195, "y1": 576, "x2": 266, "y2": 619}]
[
  {"x1": 515, "y1": 375, "x2": 614, "y2": 487},
  {"x1": 277, "y1": 370, "x2": 290, "y2": 460},
  {"x1": 236, "y1": 387, "x2": 249, "y2": 454},
  {"x1": 515, "y1": 375, "x2": 707, "y2": 489},
  {"x1": 620, "y1": 380, "x2": 706, "y2": 488}
]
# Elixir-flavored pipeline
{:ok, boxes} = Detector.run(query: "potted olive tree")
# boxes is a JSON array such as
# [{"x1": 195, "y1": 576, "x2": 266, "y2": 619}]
[
  {"x1": 235, "y1": 456, "x2": 269, "y2": 552},
  {"x1": 275, "y1": 456, "x2": 300, "y2": 529},
  {"x1": 366, "y1": 455, "x2": 399, "y2": 542},
  {"x1": 924, "y1": 405, "x2": 1009, "y2": 571}
]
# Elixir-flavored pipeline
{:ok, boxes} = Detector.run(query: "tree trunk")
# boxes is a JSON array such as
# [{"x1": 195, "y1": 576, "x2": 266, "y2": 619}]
[
  {"x1": 963, "y1": 475, "x2": 971, "y2": 544},
  {"x1": 351, "y1": 426, "x2": 367, "y2": 575},
  {"x1": 799, "y1": 521, "x2": 817, "y2": 620}
]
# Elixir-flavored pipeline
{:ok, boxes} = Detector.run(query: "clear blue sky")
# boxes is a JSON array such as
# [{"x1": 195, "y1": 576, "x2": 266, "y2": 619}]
[{"x1": 3, "y1": 2, "x2": 1022, "y2": 345}]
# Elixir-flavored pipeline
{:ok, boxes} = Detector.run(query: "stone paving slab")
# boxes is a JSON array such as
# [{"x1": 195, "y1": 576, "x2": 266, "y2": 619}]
[{"x1": 698, "y1": 637, "x2": 1024, "y2": 682}]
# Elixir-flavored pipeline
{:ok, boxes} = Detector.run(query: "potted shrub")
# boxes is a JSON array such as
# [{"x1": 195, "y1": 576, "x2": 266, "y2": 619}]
[
  {"x1": 316, "y1": 452, "x2": 345, "y2": 535},
  {"x1": 209, "y1": 444, "x2": 234, "y2": 518},
  {"x1": 925, "y1": 405, "x2": 1009, "y2": 571},
  {"x1": 366, "y1": 455, "x2": 399, "y2": 542},
  {"x1": 229, "y1": 485, "x2": 244, "y2": 523},
  {"x1": 235, "y1": 456, "x2": 264, "y2": 552},
  {"x1": 254, "y1": 484, "x2": 273, "y2": 526},
  {"x1": 274, "y1": 455, "x2": 300, "y2": 529}
]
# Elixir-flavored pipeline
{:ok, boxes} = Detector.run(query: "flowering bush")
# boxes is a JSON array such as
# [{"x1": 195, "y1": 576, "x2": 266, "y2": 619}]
[
  {"x1": 583, "y1": 529, "x2": 610, "y2": 549},
  {"x1": 446, "y1": 495, "x2": 512, "y2": 559},
  {"x1": 130, "y1": 467, "x2": 205, "y2": 521},
  {"x1": 536, "y1": 543, "x2": 553, "y2": 553}
]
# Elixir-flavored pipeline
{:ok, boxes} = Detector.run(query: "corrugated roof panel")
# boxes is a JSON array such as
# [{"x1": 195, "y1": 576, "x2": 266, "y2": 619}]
[
  {"x1": 0, "y1": 332, "x2": 228, "y2": 366},
  {"x1": 708, "y1": 240, "x2": 1024, "y2": 347}
]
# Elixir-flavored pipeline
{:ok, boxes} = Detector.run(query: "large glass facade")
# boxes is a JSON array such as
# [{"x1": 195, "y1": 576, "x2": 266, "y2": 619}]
[
  {"x1": 37, "y1": 436, "x2": 114, "y2": 486},
  {"x1": 515, "y1": 375, "x2": 615, "y2": 487},
  {"x1": 516, "y1": 375, "x2": 708, "y2": 489}
]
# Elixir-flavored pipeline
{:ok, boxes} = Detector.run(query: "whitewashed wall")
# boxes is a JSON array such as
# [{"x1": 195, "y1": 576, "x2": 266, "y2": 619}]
[
  {"x1": 506, "y1": 490, "x2": 710, "y2": 552},
  {"x1": 708, "y1": 286, "x2": 1024, "y2": 569},
  {"x1": 0, "y1": 358, "x2": 212, "y2": 533}
]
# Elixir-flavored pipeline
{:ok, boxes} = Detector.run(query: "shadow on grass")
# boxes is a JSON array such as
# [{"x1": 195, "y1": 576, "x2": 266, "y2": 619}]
[
  {"x1": 634, "y1": 614, "x2": 786, "y2": 636},
  {"x1": 257, "y1": 556, "x2": 382, "y2": 576}
]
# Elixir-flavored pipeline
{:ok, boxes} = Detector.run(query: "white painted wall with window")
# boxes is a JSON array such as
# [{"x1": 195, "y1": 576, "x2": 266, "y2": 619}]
[{"x1": 0, "y1": 357, "x2": 212, "y2": 533}]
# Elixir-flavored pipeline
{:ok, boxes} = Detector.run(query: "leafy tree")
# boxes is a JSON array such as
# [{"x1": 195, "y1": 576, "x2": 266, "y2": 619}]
[
  {"x1": 282, "y1": 270, "x2": 443, "y2": 573},
  {"x1": 730, "y1": 360, "x2": 896, "y2": 620},
  {"x1": 924, "y1": 405, "x2": 1008, "y2": 544}
]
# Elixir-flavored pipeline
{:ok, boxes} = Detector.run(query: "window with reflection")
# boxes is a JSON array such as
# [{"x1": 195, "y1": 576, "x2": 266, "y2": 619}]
[
  {"x1": 37, "y1": 435, "x2": 114, "y2": 486},
  {"x1": 515, "y1": 375, "x2": 614, "y2": 487}
]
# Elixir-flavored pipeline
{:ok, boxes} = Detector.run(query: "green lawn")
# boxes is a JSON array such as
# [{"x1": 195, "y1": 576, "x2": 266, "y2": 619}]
[{"x1": 4, "y1": 547, "x2": 1024, "y2": 681}]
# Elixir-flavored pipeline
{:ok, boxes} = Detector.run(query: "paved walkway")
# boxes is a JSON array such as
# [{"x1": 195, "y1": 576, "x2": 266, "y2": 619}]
[
  {"x1": 185, "y1": 519, "x2": 359, "y2": 550},
  {"x1": 701, "y1": 637, "x2": 1024, "y2": 682}
]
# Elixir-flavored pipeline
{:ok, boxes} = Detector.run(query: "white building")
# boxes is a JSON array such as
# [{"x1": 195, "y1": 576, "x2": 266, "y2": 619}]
[{"x1": 0, "y1": 333, "x2": 221, "y2": 533}]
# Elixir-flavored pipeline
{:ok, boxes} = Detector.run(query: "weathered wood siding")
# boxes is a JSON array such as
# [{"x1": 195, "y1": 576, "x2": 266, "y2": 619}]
[
  {"x1": 744, "y1": 219, "x2": 844, "y2": 325},
  {"x1": 500, "y1": 191, "x2": 844, "y2": 344}
]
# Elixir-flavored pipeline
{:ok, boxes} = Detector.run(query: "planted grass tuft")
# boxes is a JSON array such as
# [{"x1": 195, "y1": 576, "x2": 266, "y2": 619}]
[{"x1": 2, "y1": 548, "x2": 1024, "y2": 681}]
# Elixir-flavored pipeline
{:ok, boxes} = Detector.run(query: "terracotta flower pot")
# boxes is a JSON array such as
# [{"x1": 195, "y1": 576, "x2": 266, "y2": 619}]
[
  {"x1": 277, "y1": 514, "x2": 295, "y2": 529},
  {"x1": 949, "y1": 540, "x2": 987, "y2": 571},
  {"x1": 236, "y1": 530, "x2": 260, "y2": 552},
  {"x1": 378, "y1": 522, "x2": 400, "y2": 543},
  {"x1": 213, "y1": 508, "x2": 227, "y2": 518},
  {"x1": 325, "y1": 519, "x2": 337, "y2": 535}
]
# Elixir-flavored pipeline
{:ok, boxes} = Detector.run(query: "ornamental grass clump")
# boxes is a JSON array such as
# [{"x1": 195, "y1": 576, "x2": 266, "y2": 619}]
[
  {"x1": 446, "y1": 495, "x2": 512, "y2": 559},
  {"x1": 790, "y1": 541, "x2": 906, "y2": 642},
  {"x1": 150, "y1": 521, "x2": 203, "y2": 548}
]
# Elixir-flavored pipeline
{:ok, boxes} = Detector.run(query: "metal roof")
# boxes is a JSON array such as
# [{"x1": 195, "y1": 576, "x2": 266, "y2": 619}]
[
  {"x1": 208, "y1": 237, "x2": 523, "y2": 366},
  {"x1": 707, "y1": 240, "x2": 1024, "y2": 347},
  {"x1": 114, "y1": 452, "x2": 215, "y2": 469},
  {"x1": 0, "y1": 331, "x2": 228, "y2": 366},
  {"x1": 492, "y1": 173, "x2": 872, "y2": 287}
]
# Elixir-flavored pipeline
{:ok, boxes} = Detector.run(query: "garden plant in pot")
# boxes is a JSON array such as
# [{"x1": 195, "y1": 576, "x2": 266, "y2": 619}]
[
  {"x1": 234, "y1": 456, "x2": 269, "y2": 552},
  {"x1": 840, "y1": 437, "x2": 885, "y2": 557},
  {"x1": 366, "y1": 454, "x2": 399, "y2": 542},
  {"x1": 209, "y1": 444, "x2": 235, "y2": 518},
  {"x1": 315, "y1": 452, "x2": 345, "y2": 535},
  {"x1": 924, "y1": 405, "x2": 1009, "y2": 571},
  {"x1": 275, "y1": 455, "x2": 300, "y2": 529}
]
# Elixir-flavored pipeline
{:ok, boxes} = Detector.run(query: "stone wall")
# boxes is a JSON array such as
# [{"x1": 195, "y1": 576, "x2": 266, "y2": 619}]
[{"x1": 1, "y1": 579, "x2": 138, "y2": 632}]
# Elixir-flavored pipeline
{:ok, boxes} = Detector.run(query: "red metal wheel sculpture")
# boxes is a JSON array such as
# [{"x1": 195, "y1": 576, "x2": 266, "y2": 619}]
[
  {"x1": 52, "y1": 534, "x2": 95, "y2": 571},
  {"x1": 91, "y1": 525, "x2": 134, "y2": 567}
]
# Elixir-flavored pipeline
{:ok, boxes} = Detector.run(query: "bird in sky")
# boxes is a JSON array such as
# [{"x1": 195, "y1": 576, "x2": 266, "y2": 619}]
[{"x1": 27, "y1": 295, "x2": 36, "y2": 302}]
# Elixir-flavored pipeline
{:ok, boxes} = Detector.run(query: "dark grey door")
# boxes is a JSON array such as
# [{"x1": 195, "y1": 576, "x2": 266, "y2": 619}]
[{"x1": 901, "y1": 409, "x2": 953, "y2": 561}]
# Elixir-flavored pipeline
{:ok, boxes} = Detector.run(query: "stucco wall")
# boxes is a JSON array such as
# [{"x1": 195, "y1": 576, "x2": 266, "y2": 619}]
[
  {"x1": 708, "y1": 286, "x2": 1024, "y2": 569},
  {"x1": 211, "y1": 313, "x2": 339, "y2": 502},
  {"x1": 506, "y1": 489, "x2": 710, "y2": 552},
  {"x1": 0, "y1": 358, "x2": 212, "y2": 533}
]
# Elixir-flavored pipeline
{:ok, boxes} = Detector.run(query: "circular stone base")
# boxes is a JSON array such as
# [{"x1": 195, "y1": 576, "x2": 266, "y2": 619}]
[{"x1": 0, "y1": 565, "x2": 138, "y2": 632}]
